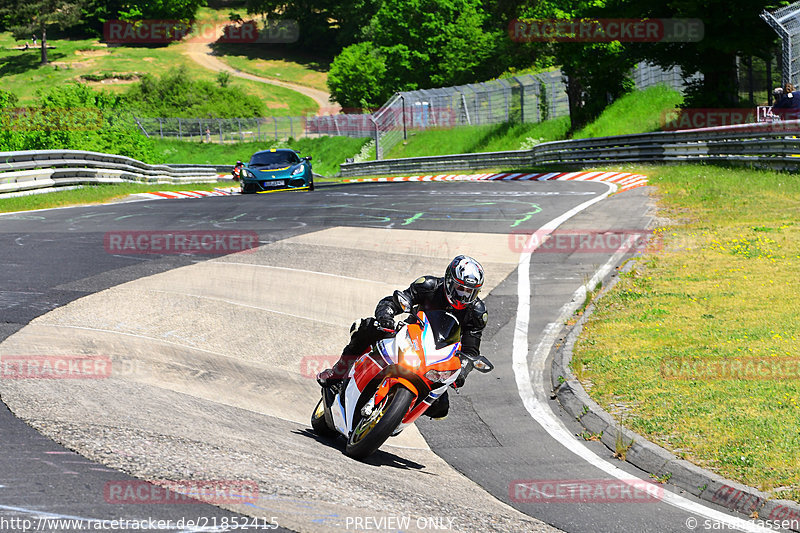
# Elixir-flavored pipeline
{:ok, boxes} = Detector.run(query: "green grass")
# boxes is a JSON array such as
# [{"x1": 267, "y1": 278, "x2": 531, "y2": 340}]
[
  {"x1": 149, "y1": 136, "x2": 370, "y2": 177},
  {"x1": 0, "y1": 32, "x2": 317, "y2": 115},
  {"x1": 212, "y1": 43, "x2": 330, "y2": 92},
  {"x1": 572, "y1": 164, "x2": 800, "y2": 500},
  {"x1": 385, "y1": 117, "x2": 571, "y2": 159},
  {"x1": 0, "y1": 181, "x2": 230, "y2": 213},
  {"x1": 572, "y1": 85, "x2": 683, "y2": 139}
]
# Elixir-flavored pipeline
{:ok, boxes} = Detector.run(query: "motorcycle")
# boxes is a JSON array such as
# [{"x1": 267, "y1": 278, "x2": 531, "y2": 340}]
[{"x1": 311, "y1": 291, "x2": 494, "y2": 459}]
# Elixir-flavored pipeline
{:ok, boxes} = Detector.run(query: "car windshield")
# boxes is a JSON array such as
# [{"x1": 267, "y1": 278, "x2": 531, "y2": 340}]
[{"x1": 249, "y1": 151, "x2": 300, "y2": 169}]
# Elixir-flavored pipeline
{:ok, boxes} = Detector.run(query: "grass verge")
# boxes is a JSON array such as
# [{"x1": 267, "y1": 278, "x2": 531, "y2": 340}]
[
  {"x1": 0, "y1": 181, "x2": 231, "y2": 213},
  {"x1": 149, "y1": 136, "x2": 370, "y2": 178},
  {"x1": 385, "y1": 117, "x2": 570, "y2": 159},
  {"x1": 572, "y1": 164, "x2": 800, "y2": 500},
  {"x1": 572, "y1": 85, "x2": 683, "y2": 139},
  {"x1": 381, "y1": 85, "x2": 681, "y2": 160}
]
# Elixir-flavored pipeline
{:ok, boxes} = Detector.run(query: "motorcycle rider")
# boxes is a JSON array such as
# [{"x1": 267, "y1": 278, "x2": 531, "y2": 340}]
[
  {"x1": 316, "y1": 255, "x2": 488, "y2": 419},
  {"x1": 232, "y1": 160, "x2": 244, "y2": 181}
]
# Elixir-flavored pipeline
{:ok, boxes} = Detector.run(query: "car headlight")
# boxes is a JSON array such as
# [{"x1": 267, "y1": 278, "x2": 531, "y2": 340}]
[
  {"x1": 425, "y1": 369, "x2": 458, "y2": 382},
  {"x1": 242, "y1": 169, "x2": 255, "y2": 179},
  {"x1": 291, "y1": 165, "x2": 304, "y2": 176}
]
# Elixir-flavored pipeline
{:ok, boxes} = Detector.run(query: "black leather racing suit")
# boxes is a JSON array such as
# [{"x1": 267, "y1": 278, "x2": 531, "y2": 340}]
[{"x1": 330, "y1": 275, "x2": 488, "y2": 418}]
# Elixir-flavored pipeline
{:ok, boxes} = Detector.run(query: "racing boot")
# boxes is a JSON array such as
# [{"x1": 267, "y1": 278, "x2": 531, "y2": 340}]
[{"x1": 425, "y1": 391, "x2": 450, "y2": 420}]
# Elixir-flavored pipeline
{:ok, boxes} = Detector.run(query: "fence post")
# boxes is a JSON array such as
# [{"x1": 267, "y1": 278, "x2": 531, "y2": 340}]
[
  {"x1": 218, "y1": 119, "x2": 223, "y2": 143},
  {"x1": 289, "y1": 116, "x2": 293, "y2": 138},
  {"x1": 513, "y1": 76, "x2": 525, "y2": 123},
  {"x1": 257, "y1": 120, "x2": 261, "y2": 141},
  {"x1": 158, "y1": 118, "x2": 163, "y2": 138},
  {"x1": 237, "y1": 118, "x2": 243, "y2": 141},
  {"x1": 178, "y1": 118, "x2": 182, "y2": 140},
  {"x1": 400, "y1": 94, "x2": 407, "y2": 141},
  {"x1": 370, "y1": 115, "x2": 380, "y2": 160},
  {"x1": 273, "y1": 117, "x2": 278, "y2": 140}
]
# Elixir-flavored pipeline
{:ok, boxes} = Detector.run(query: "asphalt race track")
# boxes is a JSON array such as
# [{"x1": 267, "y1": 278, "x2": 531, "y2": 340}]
[{"x1": 0, "y1": 180, "x2": 781, "y2": 532}]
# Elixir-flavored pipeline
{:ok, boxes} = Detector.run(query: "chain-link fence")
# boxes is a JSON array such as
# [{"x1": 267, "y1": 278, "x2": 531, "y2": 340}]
[
  {"x1": 132, "y1": 116, "x2": 317, "y2": 143},
  {"x1": 762, "y1": 1, "x2": 800, "y2": 87},
  {"x1": 370, "y1": 71, "x2": 570, "y2": 159},
  {"x1": 371, "y1": 63, "x2": 700, "y2": 159},
  {"x1": 133, "y1": 62, "x2": 703, "y2": 158}
]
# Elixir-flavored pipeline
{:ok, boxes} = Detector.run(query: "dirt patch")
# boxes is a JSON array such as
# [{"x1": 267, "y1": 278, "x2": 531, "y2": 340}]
[
  {"x1": 82, "y1": 76, "x2": 140, "y2": 85},
  {"x1": 75, "y1": 48, "x2": 110, "y2": 56}
]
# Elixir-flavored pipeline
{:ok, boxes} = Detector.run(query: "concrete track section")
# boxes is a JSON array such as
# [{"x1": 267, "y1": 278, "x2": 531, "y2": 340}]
[{"x1": 0, "y1": 226, "x2": 554, "y2": 532}]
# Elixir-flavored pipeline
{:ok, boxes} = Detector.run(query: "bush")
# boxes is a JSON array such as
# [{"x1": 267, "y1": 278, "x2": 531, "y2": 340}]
[
  {"x1": 123, "y1": 66, "x2": 266, "y2": 118},
  {"x1": 0, "y1": 83, "x2": 155, "y2": 161}
]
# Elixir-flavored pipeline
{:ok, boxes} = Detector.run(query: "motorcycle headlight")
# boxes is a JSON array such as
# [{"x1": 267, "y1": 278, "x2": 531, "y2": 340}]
[
  {"x1": 291, "y1": 165, "x2": 304, "y2": 176},
  {"x1": 425, "y1": 369, "x2": 458, "y2": 382}
]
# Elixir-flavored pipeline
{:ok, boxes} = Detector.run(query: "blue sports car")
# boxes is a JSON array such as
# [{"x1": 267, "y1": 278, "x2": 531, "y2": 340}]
[{"x1": 239, "y1": 149, "x2": 314, "y2": 193}]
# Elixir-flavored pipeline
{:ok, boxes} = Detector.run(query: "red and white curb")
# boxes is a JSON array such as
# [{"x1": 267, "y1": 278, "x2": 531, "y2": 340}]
[
  {"x1": 346, "y1": 171, "x2": 648, "y2": 194},
  {"x1": 132, "y1": 187, "x2": 239, "y2": 200}
]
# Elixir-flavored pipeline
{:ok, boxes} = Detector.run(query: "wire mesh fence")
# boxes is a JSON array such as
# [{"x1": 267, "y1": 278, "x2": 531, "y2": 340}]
[
  {"x1": 371, "y1": 72, "x2": 570, "y2": 159},
  {"x1": 132, "y1": 116, "x2": 317, "y2": 143},
  {"x1": 133, "y1": 62, "x2": 703, "y2": 159},
  {"x1": 762, "y1": 1, "x2": 800, "y2": 87}
]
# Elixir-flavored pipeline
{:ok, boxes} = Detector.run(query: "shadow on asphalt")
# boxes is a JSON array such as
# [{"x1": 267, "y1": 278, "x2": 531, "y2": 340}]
[{"x1": 292, "y1": 428, "x2": 427, "y2": 471}]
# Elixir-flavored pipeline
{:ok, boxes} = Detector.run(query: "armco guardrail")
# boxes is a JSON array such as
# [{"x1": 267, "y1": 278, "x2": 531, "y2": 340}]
[
  {"x1": 0, "y1": 150, "x2": 223, "y2": 195},
  {"x1": 339, "y1": 121, "x2": 800, "y2": 177}
]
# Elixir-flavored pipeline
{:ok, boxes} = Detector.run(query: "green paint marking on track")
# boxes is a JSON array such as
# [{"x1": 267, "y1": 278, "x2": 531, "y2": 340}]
[
  {"x1": 402, "y1": 213, "x2": 424, "y2": 226},
  {"x1": 510, "y1": 205, "x2": 543, "y2": 228}
]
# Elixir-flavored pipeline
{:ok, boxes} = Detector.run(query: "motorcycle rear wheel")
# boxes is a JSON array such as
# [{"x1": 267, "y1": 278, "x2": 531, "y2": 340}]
[{"x1": 345, "y1": 386, "x2": 414, "y2": 460}]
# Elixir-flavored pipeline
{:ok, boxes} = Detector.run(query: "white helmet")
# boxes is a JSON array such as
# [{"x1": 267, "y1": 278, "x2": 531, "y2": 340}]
[{"x1": 444, "y1": 255, "x2": 484, "y2": 310}]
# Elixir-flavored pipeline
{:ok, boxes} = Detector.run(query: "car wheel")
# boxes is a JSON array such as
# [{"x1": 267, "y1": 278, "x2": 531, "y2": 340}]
[{"x1": 308, "y1": 181, "x2": 315, "y2": 191}]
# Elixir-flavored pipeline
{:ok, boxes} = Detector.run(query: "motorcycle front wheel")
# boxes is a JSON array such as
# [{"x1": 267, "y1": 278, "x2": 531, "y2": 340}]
[
  {"x1": 311, "y1": 397, "x2": 337, "y2": 437},
  {"x1": 345, "y1": 385, "x2": 414, "y2": 460}
]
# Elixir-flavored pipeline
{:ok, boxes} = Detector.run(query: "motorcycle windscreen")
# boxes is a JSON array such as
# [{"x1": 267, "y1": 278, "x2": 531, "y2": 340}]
[{"x1": 423, "y1": 310, "x2": 461, "y2": 350}]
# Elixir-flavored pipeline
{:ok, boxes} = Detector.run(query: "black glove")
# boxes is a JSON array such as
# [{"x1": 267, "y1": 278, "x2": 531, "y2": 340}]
[
  {"x1": 377, "y1": 317, "x2": 395, "y2": 331},
  {"x1": 453, "y1": 353, "x2": 473, "y2": 388}
]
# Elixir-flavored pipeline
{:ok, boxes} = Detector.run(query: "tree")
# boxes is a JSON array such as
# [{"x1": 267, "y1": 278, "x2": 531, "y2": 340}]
[
  {"x1": 366, "y1": 0, "x2": 498, "y2": 91},
  {"x1": 516, "y1": 1, "x2": 636, "y2": 130},
  {"x1": 327, "y1": 42, "x2": 389, "y2": 109},
  {"x1": 612, "y1": 0, "x2": 785, "y2": 108},
  {"x1": 243, "y1": 0, "x2": 380, "y2": 54},
  {"x1": 0, "y1": 0, "x2": 84, "y2": 64}
]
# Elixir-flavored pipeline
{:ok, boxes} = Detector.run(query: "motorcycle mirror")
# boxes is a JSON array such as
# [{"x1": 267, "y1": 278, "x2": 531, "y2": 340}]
[
  {"x1": 471, "y1": 356, "x2": 494, "y2": 373},
  {"x1": 393, "y1": 290, "x2": 412, "y2": 313}
]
